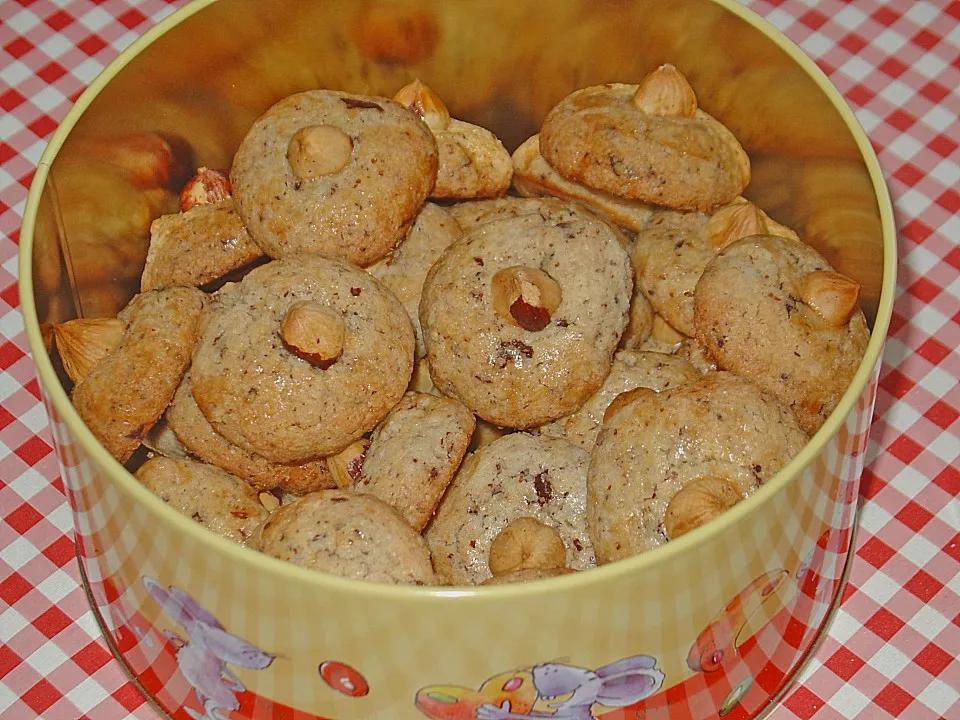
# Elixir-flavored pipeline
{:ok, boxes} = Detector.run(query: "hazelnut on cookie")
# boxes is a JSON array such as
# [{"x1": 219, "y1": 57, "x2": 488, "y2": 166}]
[
  {"x1": 587, "y1": 372, "x2": 807, "y2": 563},
  {"x1": 539, "y1": 65, "x2": 750, "y2": 211},
  {"x1": 694, "y1": 234, "x2": 870, "y2": 434},
  {"x1": 190, "y1": 256, "x2": 414, "y2": 464},
  {"x1": 394, "y1": 79, "x2": 512, "y2": 199},
  {"x1": 231, "y1": 89, "x2": 437, "y2": 266},
  {"x1": 420, "y1": 198, "x2": 632, "y2": 429}
]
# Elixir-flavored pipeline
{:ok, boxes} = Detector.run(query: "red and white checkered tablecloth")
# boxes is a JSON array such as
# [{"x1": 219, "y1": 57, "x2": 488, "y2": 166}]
[{"x1": 1, "y1": 0, "x2": 957, "y2": 718}]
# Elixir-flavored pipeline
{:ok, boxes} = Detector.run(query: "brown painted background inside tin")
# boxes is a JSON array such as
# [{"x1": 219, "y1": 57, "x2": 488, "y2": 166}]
[{"x1": 29, "y1": 0, "x2": 884, "y2": 340}]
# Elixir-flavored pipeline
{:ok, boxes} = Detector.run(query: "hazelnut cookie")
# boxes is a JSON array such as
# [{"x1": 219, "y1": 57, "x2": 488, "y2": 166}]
[
  {"x1": 354, "y1": 391, "x2": 476, "y2": 531},
  {"x1": 368, "y1": 203, "x2": 463, "y2": 358},
  {"x1": 394, "y1": 80, "x2": 512, "y2": 199},
  {"x1": 136, "y1": 456, "x2": 267, "y2": 545},
  {"x1": 190, "y1": 256, "x2": 414, "y2": 463},
  {"x1": 231, "y1": 89, "x2": 437, "y2": 266},
  {"x1": 539, "y1": 65, "x2": 750, "y2": 211},
  {"x1": 539, "y1": 350, "x2": 699, "y2": 450},
  {"x1": 166, "y1": 374, "x2": 335, "y2": 495},
  {"x1": 420, "y1": 198, "x2": 632, "y2": 428},
  {"x1": 426, "y1": 432, "x2": 595, "y2": 585},
  {"x1": 71, "y1": 286, "x2": 206, "y2": 463},
  {"x1": 694, "y1": 234, "x2": 870, "y2": 434},
  {"x1": 633, "y1": 198, "x2": 798, "y2": 336},
  {"x1": 446, "y1": 196, "x2": 554, "y2": 234},
  {"x1": 587, "y1": 372, "x2": 807, "y2": 563},
  {"x1": 142, "y1": 199, "x2": 263, "y2": 292},
  {"x1": 257, "y1": 490, "x2": 437, "y2": 585},
  {"x1": 512, "y1": 134, "x2": 655, "y2": 233}
]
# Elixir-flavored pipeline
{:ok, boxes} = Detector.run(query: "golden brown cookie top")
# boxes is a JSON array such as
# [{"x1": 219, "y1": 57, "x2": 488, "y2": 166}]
[
  {"x1": 694, "y1": 234, "x2": 870, "y2": 434},
  {"x1": 420, "y1": 198, "x2": 632, "y2": 428},
  {"x1": 230, "y1": 89, "x2": 437, "y2": 266},
  {"x1": 354, "y1": 391, "x2": 476, "y2": 531},
  {"x1": 539, "y1": 65, "x2": 750, "y2": 211},
  {"x1": 190, "y1": 256, "x2": 414, "y2": 463},
  {"x1": 257, "y1": 490, "x2": 437, "y2": 585},
  {"x1": 394, "y1": 79, "x2": 512, "y2": 200},
  {"x1": 166, "y1": 373, "x2": 334, "y2": 495},
  {"x1": 142, "y1": 199, "x2": 263, "y2": 292},
  {"x1": 587, "y1": 372, "x2": 808, "y2": 563}
]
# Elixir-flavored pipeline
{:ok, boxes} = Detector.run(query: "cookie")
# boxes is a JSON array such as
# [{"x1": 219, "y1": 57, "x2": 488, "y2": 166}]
[
  {"x1": 620, "y1": 283, "x2": 654, "y2": 350},
  {"x1": 694, "y1": 234, "x2": 870, "y2": 434},
  {"x1": 166, "y1": 374, "x2": 335, "y2": 495},
  {"x1": 141, "y1": 199, "x2": 263, "y2": 292},
  {"x1": 257, "y1": 490, "x2": 437, "y2": 585},
  {"x1": 354, "y1": 391, "x2": 476, "y2": 531},
  {"x1": 446, "y1": 197, "x2": 552, "y2": 234},
  {"x1": 426, "y1": 433, "x2": 595, "y2": 585},
  {"x1": 420, "y1": 198, "x2": 632, "y2": 428},
  {"x1": 190, "y1": 255, "x2": 414, "y2": 463},
  {"x1": 136, "y1": 456, "x2": 268, "y2": 545},
  {"x1": 587, "y1": 372, "x2": 807, "y2": 563},
  {"x1": 368, "y1": 203, "x2": 463, "y2": 358},
  {"x1": 540, "y1": 351, "x2": 699, "y2": 450},
  {"x1": 539, "y1": 65, "x2": 750, "y2": 211},
  {"x1": 394, "y1": 80, "x2": 512, "y2": 200},
  {"x1": 230, "y1": 89, "x2": 438, "y2": 266},
  {"x1": 72, "y1": 286, "x2": 206, "y2": 463},
  {"x1": 512, "y1": 134, "x2": 655, "y2": 233},
  {"x1": 632, "y1": 198, "x2": 798, "y2": 336}
]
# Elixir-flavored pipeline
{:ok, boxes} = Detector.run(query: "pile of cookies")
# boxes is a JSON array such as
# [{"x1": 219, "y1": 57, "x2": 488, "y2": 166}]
[{"x1": 54, "y1": 66, "x2": 869, "y2": 586}]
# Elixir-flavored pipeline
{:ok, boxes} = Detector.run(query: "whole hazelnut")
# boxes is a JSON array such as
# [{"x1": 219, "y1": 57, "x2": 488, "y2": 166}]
[
  {"x1": 799, "y1": 270, "x2": 861, "y2": 327},
  {"x1": 632, "y1": 64, "x2": 698, "y2": 118},
  {"x1": 491, "y1": 266, "x2": 562, "y2": 332},
  {"x1": 287, "y1": 125, "x2": 353, "y2": 181},
  {"x1": 664, "y1": 476, "x2": 742, "y2": 540},
  {"x1": 179, "y1": 167, "x2": 232, "y2": 211},
  {"x1": 280, "y1": 302, "x2": 345, "y2": 369},
  {"x1": 393, "y1": 79, "x2": 451, "y2": 132},
  {"x1": 489, "y1": 517, "x2": 567, "y2": 576}
]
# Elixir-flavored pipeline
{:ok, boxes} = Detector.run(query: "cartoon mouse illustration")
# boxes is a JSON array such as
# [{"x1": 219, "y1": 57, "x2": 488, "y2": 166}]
[
  {"x1": 143, "y1": 576, "x2": 275, "y2": 720},
  {"x1": 475, "y1": 655, "x2": 664, "y2": 720}
]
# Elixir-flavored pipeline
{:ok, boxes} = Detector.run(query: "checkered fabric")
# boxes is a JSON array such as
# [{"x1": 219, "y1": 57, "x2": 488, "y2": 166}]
[{"x1": 1, "y1": 0, "x2": 958, "y2": 719}]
